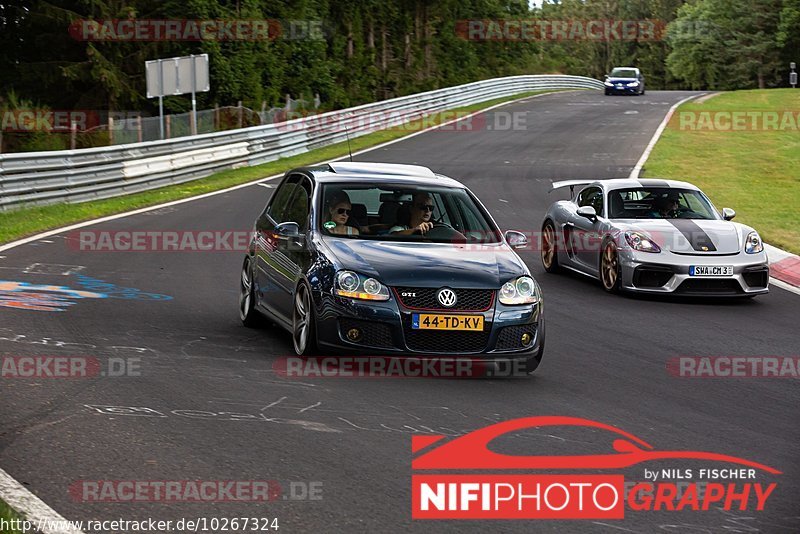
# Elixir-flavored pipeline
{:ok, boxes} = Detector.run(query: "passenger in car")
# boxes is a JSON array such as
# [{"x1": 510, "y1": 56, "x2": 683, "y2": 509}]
[
  {"x1": 324, "y1": 191, "x2": 360, "y2": 236},
  {"x1": 390, "y1": 192, "x2": 435, "y2": 235}
]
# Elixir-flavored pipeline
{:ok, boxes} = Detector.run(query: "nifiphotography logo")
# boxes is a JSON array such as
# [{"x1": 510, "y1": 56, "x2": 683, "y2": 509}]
[{"x1": 411, "y1": 416, "x2": 780, "y2": 520}]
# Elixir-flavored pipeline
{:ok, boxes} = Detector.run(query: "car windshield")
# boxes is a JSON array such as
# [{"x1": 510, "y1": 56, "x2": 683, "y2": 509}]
[
  {"x1": 610, "y1": 69, "x2": 637, "y2": 78},
  {"x1": 607, "y1": 188, "x2": 719, "y2": 220},
  {"x1": 319, "y1": 183, "x2": 501, "y2": 243}
]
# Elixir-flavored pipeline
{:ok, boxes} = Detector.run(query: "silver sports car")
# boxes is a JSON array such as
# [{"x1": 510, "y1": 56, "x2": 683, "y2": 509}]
[{"x1": 540, "y1": 178, "x2": 769, "y2": 297}]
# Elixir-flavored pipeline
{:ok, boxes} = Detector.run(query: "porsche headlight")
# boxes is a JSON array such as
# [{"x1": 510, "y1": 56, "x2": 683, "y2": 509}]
[
  {"x1": 625, "y1": 231, "x2": 661, "y2": 253},
  {"x1": 745, "y1": 231, "x2": 763, "y2": 254},
  {"x1": 499, "y1": 276, "x2": 539, "y2": 305},
  {"x1": 335, "y1": 271, "x2": 390, "y2": 301}
]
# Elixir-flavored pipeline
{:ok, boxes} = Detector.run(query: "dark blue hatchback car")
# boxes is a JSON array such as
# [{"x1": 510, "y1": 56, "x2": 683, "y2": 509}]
[{"x1": 239, "y1": 162, "x2": 545, "y2": 373}]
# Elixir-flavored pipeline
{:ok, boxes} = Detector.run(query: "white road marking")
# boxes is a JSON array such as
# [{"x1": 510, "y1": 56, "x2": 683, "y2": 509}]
[
  {"x1": 261, "y1": 396, "x2": 288, "y2": 411},
  {"x1": 23, "y1": 263, "x2": 85, "y2": 275},
  {"x1": 298, "y1": 401, "x2": 322, "y2": 413},
  {"x1": 0, "y1": 467, "x2": 86, "y2": 534},
  {"x1": 628, "y1": 93, "x2": 706, "y2": 179}
]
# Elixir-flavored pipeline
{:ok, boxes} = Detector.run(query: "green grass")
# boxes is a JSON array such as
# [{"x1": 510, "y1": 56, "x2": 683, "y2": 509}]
[
  {"x1": 644, "y1": 88, "x2": 800, "y2": 254},
  {"x1": 0, "y1": 500, "x2": 23, "y2": 534},
  {"x1": 0, "y1": 90, "x2": 568, "y2": 245}
]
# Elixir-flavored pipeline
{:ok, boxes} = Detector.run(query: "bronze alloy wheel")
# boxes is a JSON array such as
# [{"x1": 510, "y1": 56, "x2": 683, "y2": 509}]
[
  {"x1": 601, "y1": 239, "x2": 621, "y2": 293},
  {"x1": 541, "y1": 221, "x2": 560, "y2": 273}
]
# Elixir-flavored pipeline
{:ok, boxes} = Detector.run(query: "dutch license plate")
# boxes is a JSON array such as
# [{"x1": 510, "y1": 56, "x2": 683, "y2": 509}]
[
  {"x1": 412, "y1": 314, "x2": 484, "y2": 331},
  {"x1": 690, "y1": 265, "x2": 733, "y2": 277}
]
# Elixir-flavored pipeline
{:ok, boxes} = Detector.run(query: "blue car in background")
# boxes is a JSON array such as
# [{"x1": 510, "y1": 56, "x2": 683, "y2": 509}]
[
  {"x1": 604, "y1": 67, "x2": 646, "y2": 95},
  {"x1": 239, "y1": 162, "x2": 545, "y2": 374}
]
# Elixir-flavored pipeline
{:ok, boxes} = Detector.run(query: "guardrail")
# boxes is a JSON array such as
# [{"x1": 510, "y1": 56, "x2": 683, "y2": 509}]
[{"x1": 0, "y1": 75, "x2": 603, "y2": 210}]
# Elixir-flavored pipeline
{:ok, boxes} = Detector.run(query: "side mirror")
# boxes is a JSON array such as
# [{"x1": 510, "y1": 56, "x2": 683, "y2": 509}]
[
  {"x1": 721, "y1": 208, "x2": 735, "y2": 221},
  {"x1": 604, "y1": 74, "x2": 609, "y2": 80},
  {"x1": 275, "y1": 221, "x2": 301, "y2": 237},
  {"x1": 577, "y1": 206, "x2": 597, "y2": 221},
  {"x1": 504, "y1": 230, "x2": 528, "y2": 250}
]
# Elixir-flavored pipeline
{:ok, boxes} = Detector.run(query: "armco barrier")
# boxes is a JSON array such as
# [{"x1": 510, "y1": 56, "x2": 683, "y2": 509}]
[{"x1": 0, "y1": 75, "x2": 603, "y2": 210}]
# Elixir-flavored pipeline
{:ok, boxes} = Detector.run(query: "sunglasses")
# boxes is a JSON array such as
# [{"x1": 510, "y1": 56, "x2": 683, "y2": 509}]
[
  {"x1": 417, "y1": 204, "x2": 434, "y2": 212},
  {"x1": 336, "y1": 208, "x2": 351, "y2": 215}
]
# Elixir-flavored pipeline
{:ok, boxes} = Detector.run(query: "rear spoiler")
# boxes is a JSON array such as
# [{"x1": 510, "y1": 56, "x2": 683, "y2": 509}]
[{"x1": 550, "y1": 180, "x2": 595, "y2": 196}]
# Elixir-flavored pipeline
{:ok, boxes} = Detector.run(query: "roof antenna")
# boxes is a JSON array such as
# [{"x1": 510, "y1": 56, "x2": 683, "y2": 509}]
[{"x1": 344, "y1": 123, "x2": 354, "y2": 162}]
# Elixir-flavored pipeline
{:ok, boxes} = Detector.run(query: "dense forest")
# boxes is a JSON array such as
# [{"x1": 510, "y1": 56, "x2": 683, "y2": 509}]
[{"x1": 0, "y1": 0, "x2": 797, "y2": 118}]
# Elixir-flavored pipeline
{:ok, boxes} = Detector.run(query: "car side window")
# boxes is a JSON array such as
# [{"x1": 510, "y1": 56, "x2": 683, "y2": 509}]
[
  {"x1": 266, "y1": 175, "x2": 311, "y2": 229},
  {"x1": 266, "y1": 179, "x2": 296, "y2": 223},
  {"x1": 578, "y1": 187, "x2": 604, "y2": 217}
]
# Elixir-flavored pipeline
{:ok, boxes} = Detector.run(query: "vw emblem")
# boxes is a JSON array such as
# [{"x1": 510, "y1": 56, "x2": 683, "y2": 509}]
[{"x1": 437, "y1": 288, "x2": 457, "y2": 307}]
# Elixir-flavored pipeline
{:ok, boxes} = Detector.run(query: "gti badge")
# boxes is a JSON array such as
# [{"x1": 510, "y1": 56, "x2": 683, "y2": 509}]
[{"x1": 437, "y1": 288, "x2": 457, "y2": 307}]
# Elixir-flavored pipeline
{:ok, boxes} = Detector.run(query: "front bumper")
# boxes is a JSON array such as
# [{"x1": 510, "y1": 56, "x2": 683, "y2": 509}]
[
  {"x1": 618, "y1": 250, "x2": 769, "y2": 296},
  {"x1": 605, "y1": 85, "x2": 640, "y2": 94},
  {"x1": 313, "y1": 289, "x2": 543, "y2": 359}
]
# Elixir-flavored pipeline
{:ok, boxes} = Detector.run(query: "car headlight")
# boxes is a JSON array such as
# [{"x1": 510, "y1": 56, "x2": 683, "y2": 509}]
[
  {"x1": 626, "y1": 81, "x2": 639, "y2": 87},
  {"x1": 604, "y1": 81, "x2": 613, "y2": 86},
  {"x1": 335, "y1": 270, "x2": 390, "y2": 301},
  {"x1": 499, "y1": 276, "x2": 539, "y2": 305},
  {"x1": 745, "y1": 231, "x2": 763, "y2": 254},
  {"x1": 625, "y1": 231, "x2": 661, "y2": 253}
]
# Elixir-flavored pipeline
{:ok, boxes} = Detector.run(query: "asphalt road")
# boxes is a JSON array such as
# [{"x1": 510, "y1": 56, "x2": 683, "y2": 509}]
[{"x1": 1, "y1": 90, "x2": 798, "y2": 533}]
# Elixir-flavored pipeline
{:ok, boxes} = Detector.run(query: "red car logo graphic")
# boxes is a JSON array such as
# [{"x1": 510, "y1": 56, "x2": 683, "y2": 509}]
[{"x1": 412, "y1": 416, "x2": 781, "y2": 473}]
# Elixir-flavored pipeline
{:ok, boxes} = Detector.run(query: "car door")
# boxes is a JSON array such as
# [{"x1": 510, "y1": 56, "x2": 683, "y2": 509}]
[
  {"x1": 255, "y1": 174, "x2": 312, "y2": 322},
  {"x1": 569, "y1": 186, "x2": 604, "y2": 273}
]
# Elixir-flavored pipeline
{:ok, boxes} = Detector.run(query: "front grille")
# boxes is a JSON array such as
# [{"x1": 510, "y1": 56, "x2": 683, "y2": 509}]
[
  {"x1": 632, "y1": 266, "x2": 674, "y2": 288},
  {"x1": 402, "y1": 315, "x2": 490, "y2": 354},
  {"x1": 676, "y1": 279, "x2": 743, "y2": 295},
  {"x1": 338, "y1": 318, "x2": 394, "y2": 349},
  {"x1": 393, "y1": 287, "x2": 494, "y2": 311},
  {"x1": 742, "y1": 268, "x2": 769, "y2": 288},
  {"x1": 496, "y1": 325, "x2": 537, "y2": 351}
]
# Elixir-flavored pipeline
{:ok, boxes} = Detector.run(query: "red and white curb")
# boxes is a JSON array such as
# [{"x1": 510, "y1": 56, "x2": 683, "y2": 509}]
[{"x1": 766, "y1": 244, "x2": 800, "y2": 296}]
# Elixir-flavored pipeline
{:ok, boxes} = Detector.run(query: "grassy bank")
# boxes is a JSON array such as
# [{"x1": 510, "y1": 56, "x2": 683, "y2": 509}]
[
  {"x1": 0, "y1": 90, "x2": 569, "y2": 245},
  {"x1": 644, "y1": 89, "x2": 800, "y2": 254},
  {"x1": 0, "y1": 500, "x2": 23, "y2": 533}
]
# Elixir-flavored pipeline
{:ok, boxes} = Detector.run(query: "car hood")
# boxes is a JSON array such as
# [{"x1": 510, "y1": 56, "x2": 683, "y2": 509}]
[
  {"x1": 321, "y1": 238, "x2": 528, "y2": 287},
  {"x1": 616, "y1": 219, "x2": 742, "y2": 254}
]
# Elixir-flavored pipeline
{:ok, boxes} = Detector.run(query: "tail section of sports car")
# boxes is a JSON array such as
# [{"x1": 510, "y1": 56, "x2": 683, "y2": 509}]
[{"x1": 541, "y1": 178, "x2": 769, "y2": 297}]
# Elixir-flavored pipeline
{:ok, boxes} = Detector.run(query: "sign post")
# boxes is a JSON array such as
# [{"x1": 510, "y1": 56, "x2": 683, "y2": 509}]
[
  {"x1": 146, "y1": 54, "x2": 210, "y2": 139},
  {"x1": 790, "y1": 62, "x2": 797, "y2": 89}
]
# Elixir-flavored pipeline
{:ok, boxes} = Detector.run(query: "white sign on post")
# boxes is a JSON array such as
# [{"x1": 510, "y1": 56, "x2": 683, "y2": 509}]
[{"x1": 146, "y1": 54, "x2": 210, "y2": 138}]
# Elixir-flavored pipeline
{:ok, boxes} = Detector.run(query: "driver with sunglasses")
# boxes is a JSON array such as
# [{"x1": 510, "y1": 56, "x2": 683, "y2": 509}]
[
  {"x1": 390, "y1": 192, "x2": 435, "y2": 235},
  {"x1": 324, "y1": 191, "x2": 360, "y2": 236}
]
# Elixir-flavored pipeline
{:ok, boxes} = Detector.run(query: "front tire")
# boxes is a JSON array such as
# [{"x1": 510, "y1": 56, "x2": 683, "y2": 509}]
[
  {"x1": 292, "y1": 282, "x2": 317, "y2": 356},
  {"x1": 541, "y1": 221, "x2": 561, "y2": 273},
  {"x1": 239, "y1": 256, "x2": 262, "y2": 327},
  {"x1": 600, "y1": 238, "x2": 621, "y2": 293}
]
